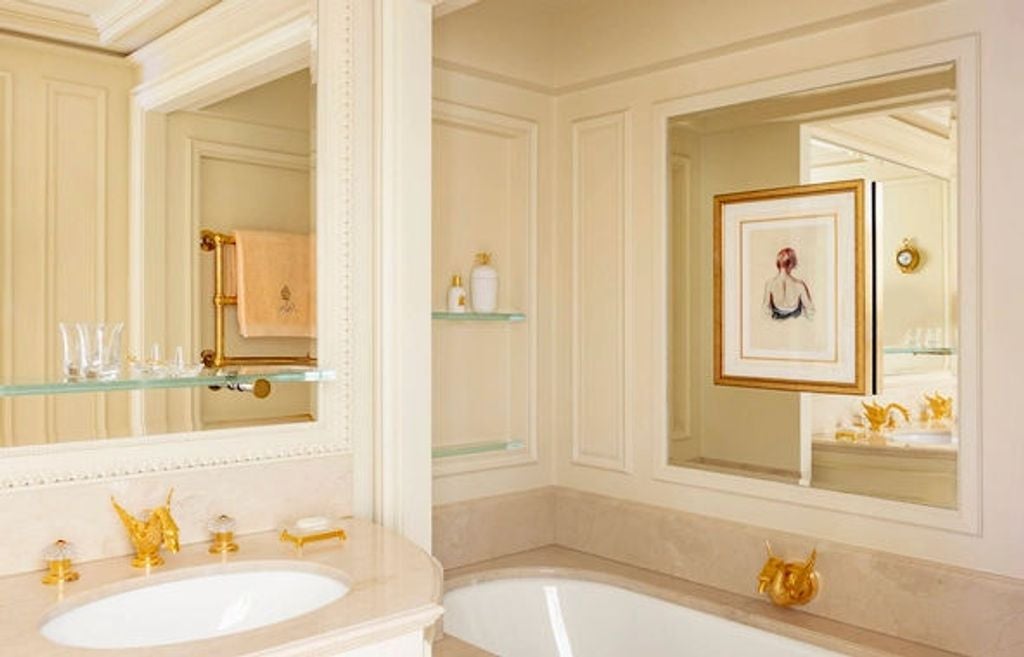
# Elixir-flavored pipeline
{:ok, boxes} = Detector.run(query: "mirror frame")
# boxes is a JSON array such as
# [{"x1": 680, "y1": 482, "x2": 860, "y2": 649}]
[
  {"x1": 0, "y1": 0, "x2": 355, "y2": 488},
  {"x1": 652, "y1": 36, "x2": 980, "y2": 534}
]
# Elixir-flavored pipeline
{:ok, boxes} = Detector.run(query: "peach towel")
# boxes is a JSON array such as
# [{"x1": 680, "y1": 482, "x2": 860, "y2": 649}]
[{"x1": 232, "y1": 230, "x2": 316, "y2": 338}]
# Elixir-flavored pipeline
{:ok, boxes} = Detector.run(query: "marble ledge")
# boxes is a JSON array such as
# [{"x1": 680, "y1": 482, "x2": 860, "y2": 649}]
[
  {"x1": 0, "y1": 518, "x2": 443, "y2": 657},
  {"x1": 434, "y1": 635, "x2": 496, "y2": 657},
  {"x1": 445, "y1": 546, "x2": 963, "y2": 657}
]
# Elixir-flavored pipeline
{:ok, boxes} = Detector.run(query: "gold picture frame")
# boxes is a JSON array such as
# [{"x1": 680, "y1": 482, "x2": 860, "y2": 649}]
[{"x1": 714, "y1": 180, "x2": 869, "y2": 394}]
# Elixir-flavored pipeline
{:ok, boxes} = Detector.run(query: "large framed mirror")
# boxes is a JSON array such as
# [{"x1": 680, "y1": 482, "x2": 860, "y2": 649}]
[
  {"x1": 655, "y1": 39, "x2": 979, "y2": 527},
  {"x1": 0, "y1": 1, "x2": 350, "y2": 485}
]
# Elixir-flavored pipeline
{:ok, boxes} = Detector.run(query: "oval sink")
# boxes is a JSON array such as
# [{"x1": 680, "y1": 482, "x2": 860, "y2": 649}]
[{"x1": 40, "y1": 564, "x2": 349, "y2": 649}]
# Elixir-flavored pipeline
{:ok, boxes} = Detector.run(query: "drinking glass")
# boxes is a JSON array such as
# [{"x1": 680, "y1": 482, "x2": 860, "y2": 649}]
[
  {"x1": 58, "y1": 322, "x2": 85, "y2": 379},
  {"x1": 74, "y1": 322, "x2": 123, "y2": 380}
]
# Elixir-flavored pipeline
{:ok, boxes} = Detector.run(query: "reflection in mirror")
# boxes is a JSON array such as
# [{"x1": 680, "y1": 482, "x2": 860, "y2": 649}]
[
  {"x1": 0, "y1": 31, "x2": 317, "y2": 446},
  {"x1": 667, "y1": 65, "x2": 958, "y2": 508}
]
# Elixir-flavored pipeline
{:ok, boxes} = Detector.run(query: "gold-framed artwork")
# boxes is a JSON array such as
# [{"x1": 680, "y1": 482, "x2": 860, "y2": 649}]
[{"x1": 714, "y1": 180, "x2": 870, "y2": 394}]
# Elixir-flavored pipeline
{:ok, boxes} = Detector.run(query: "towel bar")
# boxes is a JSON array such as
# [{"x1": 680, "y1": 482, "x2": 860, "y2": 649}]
[{"x1": 199, "y1": 229, "x2": 317, "y2": 369}]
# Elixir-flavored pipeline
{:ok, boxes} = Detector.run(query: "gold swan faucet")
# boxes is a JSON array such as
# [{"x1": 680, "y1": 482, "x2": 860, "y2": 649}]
[
  {"x1": 861, "y1": 401, "x2": 910, "y2": 433},
  {"x1": 757, "y1": 541, "x2": 820, "y2": 607},
  {"x1": 111, "y1": 489, "x2": 180, "y2": 568},
  {"x1": 924, "y1": 392, "x2": 954, "y2": 427}
]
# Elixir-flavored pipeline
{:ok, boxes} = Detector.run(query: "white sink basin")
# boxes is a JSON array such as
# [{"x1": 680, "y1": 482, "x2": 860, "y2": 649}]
[
  {"x1": 889, "y1": 428, "x2": 956, "y2": 446},
  {"x1": 40, "y1": 564, "x2": 349, "y2": 649}
]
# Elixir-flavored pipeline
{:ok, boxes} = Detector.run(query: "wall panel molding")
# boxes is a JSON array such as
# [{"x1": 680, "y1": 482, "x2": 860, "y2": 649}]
[
  {"x1": 0, "y1": 72, "x2": 11, "y2": 445},
  {"x1": 431, "y1": 100, "x2": 539, "y2": 478},
  {"x1": 570, "y1": 110, "x2": 631, "y2": 472},
  {"x1": 44, "y1": 80, "x2": 108, "y2": 442}
]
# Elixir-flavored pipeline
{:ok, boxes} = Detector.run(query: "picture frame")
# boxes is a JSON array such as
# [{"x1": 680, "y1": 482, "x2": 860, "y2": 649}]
[{"x1": 714, "y1": 180, "x2": 870, "y2": 394}]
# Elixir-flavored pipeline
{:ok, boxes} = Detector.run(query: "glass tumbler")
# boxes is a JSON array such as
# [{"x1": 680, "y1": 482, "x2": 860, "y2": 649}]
[
  {"x1": 58, "y1": 322, "x2": 85, "y2": 379},
  {"x1": 75, "y1": 322, "x2": 123, "y2": 380}
]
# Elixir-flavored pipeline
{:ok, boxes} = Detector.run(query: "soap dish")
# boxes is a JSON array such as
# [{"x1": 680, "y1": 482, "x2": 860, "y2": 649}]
[{"x1": 280, "y1": 517, "x2": 347, "y2": 553}]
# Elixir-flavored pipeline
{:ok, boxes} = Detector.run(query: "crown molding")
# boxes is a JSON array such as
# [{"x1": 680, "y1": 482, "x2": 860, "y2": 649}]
[
  {"x1": 0, "y1": 0, "x2": 101, "y2": 49},
  {"x1": 0, "y1": 0, "x2": 218, "y2": 53},
  {"x1": 94, "y1": 0, "x2": 217, "y2": 51}
]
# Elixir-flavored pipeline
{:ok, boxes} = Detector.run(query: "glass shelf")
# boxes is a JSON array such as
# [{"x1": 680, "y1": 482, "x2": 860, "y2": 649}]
[
  {"x1": 432, "y1": 311, "x2": 526, "y2": 323},
  {"x1": 0, "y1": 367, "x2": 336, "y2": 397},
  {"x1": 882, "y1": 346, "x2": 955, "y2": 356},
  {"x1": 432, "y1": 439, "x2": 525, "y2": 459}
]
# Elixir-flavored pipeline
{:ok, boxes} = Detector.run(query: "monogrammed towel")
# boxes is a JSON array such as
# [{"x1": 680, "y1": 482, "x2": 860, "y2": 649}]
[{"x1": 233, "y1": 230, "x2": 316, "y2": 338}]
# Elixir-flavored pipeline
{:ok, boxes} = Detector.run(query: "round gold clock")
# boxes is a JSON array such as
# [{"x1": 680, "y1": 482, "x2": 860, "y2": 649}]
[{"x1": 895, "y1": 239, "x2": 921, "y2": 274}]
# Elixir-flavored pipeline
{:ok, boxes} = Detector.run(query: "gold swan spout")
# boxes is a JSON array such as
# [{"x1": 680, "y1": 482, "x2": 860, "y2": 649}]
[
  {"x1": 924, "y1": 392, "x2": 953, "y2": 426},
  {"x1": 111, "y1": 489, "x2": 180, "y2": 569},
  {"x1": 757, "y1": 541, "x2": 819, "y2": 607},
  {"x1": 861, "y1": 401, "x2": 910, "y2": 433}
]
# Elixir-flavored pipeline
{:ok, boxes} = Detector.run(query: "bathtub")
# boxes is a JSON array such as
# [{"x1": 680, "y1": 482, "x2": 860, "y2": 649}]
[{"x1": 443, "y1": 577, "x2": 846, "y2": 657}]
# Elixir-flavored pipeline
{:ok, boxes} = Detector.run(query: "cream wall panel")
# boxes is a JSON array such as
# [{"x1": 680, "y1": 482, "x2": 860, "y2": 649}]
[
  {"x1": 0, "y1": 72, "x2": 11, "y2": 444},
  {"x1": 570, "y1": 111, "x2": 630, "y2": 472},
  {"x1": 431, "y1": 69, "x2": 555, "y2": 505},
  {"x1": 46, "y1": 81, "x2": 107, "y2": 443},
  {"x1": 431, "y1": 102, "x2": 536, "y2": 476},
  {"x1": 432, "y1": 110, "x2": 521, "y2": 454},
  {"x1": 670, "y1": 122, "x2": 803, "y2": 475},
  {"x1": 0, "y1": 35, "x2": 133, "y2": 447}
]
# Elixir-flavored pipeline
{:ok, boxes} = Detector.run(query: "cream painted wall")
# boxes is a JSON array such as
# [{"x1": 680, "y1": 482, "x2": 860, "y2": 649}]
[
  {"x1": 433, "y1": 0, "x2": 943, "y2": 91},
  {"x1": 436, "y1": 0, "x2": 1024, "y2": 579},
  {"x1": 137, "y1": 72, "x2": 317, "y2": 436},
  {"x1": 669, "y1": 122, "x2": 803, "y2": 475},
  {"x1": 0, "y1": 35, "x2": 134, "y2": 446},
  {"x1": 431, "y1": 67, "x2": 556, "y2": 505}
]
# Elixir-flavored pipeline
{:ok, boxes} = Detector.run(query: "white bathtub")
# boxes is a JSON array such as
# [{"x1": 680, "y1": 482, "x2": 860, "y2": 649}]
[{"x1": 443, "y1": 577, "x2": 846, "y2": 657}]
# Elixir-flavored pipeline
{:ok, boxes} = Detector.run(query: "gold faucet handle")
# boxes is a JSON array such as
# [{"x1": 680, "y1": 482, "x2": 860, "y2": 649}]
[
  {"x1": 207, "y1": 514, "x2": 239, "y2": 555},
  {"x1": 42, "y1": 539, "x2": 80, "y2": 585}
]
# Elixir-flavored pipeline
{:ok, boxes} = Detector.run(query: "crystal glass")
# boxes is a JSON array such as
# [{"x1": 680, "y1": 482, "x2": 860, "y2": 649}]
[
  {"x1": 75, "y1": 322, "x2": 123, "y2": 380},
  {"x1": 58, "y1": 322, "x2": 85, "y2": 379}
]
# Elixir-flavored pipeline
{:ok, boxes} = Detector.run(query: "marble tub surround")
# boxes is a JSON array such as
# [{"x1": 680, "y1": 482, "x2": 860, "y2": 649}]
[
  {"x1": 554, "y1": 488, "x2": 1024, "y2": 657},
  {"x1": 0, "y1": 453, "x2": 352, "y2": 577},
  {"x1": 0, "y1": 518, "x2": 442, "y2": 657},
  {"x1": 445, "y1": 546, "x2": 960, "y2": 657},
  {"x1": 433, "y1": 487, "x2": 555, "y2": 569},
  {"x1": 433, "y1": 487, "x2": 1024, "y2": 656}
]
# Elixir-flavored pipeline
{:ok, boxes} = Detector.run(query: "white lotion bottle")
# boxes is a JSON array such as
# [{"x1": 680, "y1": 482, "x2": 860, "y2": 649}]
[
  {"x1": 447, "y1": 274, "x2": 468, "y2": 313},
  {"x1": 470, "y1": 252, "x2": 498, "y2": 313}
]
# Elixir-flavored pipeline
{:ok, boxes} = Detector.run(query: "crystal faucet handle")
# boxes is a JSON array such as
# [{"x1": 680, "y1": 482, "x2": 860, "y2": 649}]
[
  {"x1": 42, "y1": 538, "x2": 77, "y2": 562},
  {"x1": 207, "y1": 514, "x2": 237, "y2": 534},
  {"x1": 207, "y1": 514, "x2": 239, "y2": 555},
  {"x1": 42, "y1": 539, "x2": 80, "y2": 585}
]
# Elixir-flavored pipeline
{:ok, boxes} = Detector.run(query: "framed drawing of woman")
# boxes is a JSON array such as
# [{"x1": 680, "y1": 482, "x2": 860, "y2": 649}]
[{"x1": 714, "y1": 180, "x2": 871, "y2": 394}]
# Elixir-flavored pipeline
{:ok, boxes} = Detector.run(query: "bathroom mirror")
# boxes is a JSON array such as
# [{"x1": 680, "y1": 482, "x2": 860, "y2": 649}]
[
  {"x1": 0, "y1": 31, "x2": 318, "y2": 447},
  {"x1": 666, "y1": 65, "x2": 959, "y2": 508}
]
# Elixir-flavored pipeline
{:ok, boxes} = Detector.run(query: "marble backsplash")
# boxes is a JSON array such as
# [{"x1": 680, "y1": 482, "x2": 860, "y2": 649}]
[
  {"x1": 434, "y1": 486, "x2": 1024, "y2": 657},
  {"x1": 0, "y1": 453, "x2": 353, "y2": 577},
  {"x1": 433, "y1": 487, "x2": 555, "y2": 570}
]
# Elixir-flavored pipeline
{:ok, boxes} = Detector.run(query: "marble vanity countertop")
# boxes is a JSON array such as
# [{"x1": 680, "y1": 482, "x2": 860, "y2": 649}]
[
  {"x1": 445, "y1": 546, "x2": 963, "y2": 657},
  {"x1": 0, "y1": 518, "x2": 444, "y2": 657}
]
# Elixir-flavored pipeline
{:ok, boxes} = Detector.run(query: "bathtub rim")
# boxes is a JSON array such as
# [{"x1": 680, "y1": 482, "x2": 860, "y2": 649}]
[{"x1": 441, "y1": 548, "x2": 961, "y2": 657}]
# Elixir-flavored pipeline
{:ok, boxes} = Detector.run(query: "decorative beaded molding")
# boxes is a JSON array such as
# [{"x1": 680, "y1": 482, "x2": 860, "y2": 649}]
[
  {"x1": 0, "y1": 0, "x2": 356, "y2": 491},
  {"x1": 0, "y1": 442, "x2": 348, "y2": 490}
]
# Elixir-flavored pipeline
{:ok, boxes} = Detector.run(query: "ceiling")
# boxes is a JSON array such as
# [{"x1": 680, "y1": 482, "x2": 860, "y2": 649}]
[{"x1": 0, "y1": 0, "x2": 219, "y2": 52}]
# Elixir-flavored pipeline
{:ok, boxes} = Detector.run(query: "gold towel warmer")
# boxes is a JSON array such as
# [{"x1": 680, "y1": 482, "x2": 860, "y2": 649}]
[{"x1": 199, "y1": 229, "x2": 317, "y2": 369}]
